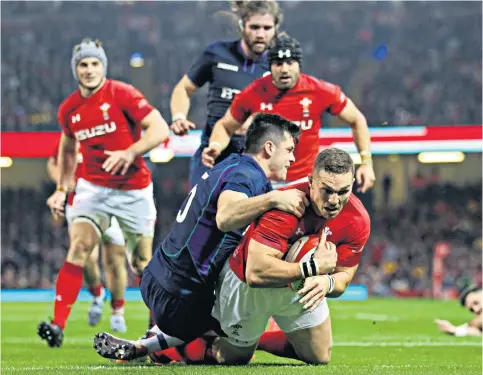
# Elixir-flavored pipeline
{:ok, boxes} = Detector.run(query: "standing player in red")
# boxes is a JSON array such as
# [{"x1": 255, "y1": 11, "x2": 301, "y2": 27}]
[
  {"x1": 38, "y1": 38, "x2": 170, "y2": 347},
  {"x1": 47, "y1": 140, "x2": 129, "y2": 332},
  {"x1": 202, "y1": 34, "x2": 376, "y2": 192}
]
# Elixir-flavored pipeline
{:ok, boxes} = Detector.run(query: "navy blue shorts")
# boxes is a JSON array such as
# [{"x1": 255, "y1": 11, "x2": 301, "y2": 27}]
[{"x1": 140, "y1": 269, "x2": 217, "y2": 342}]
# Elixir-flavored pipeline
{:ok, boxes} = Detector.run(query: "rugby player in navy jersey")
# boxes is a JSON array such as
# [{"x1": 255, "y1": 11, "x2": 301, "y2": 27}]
[
  {"x1": 169, "y1": 1, "x2": 282, "y2": 187},
  {"x1": 94, "y1": 113, "x2": 309, "y2": 361}
]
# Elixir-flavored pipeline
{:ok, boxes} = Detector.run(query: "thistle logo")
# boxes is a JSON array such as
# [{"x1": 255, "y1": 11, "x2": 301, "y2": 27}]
[
  {"x1": 300, "y1": 97, "x2": 312, "y2": 118},
  {"x1": 260, "y1": 102, "x2": 273, "y2": 111},
  {"x1": 100, "y1": 103, "x2": 111, "y2": 121}
]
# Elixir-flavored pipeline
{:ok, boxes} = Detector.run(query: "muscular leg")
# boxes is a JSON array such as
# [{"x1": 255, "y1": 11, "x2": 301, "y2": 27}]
[{"x1": 284, "y1": 315, "x2": 333, "y2": 365}]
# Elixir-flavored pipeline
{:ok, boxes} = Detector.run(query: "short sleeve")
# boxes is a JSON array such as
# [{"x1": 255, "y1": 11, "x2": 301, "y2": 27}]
[
  {"x1": 336, "y1": 218, "x2": 370, "y2": 267},
  {"x1": 229, "y1": 80, "x2": 259, "y2": 124},
  {"x1": 251, "y1": 210, "x2": 299, "y2": 253},
  {"x1": 115, "y1": 82, "x2": 155, "y2": 124},
  {"x1": 187, "y1": 44, "x2": 216, "y2": 87},
  {"x1": 318, "y1": 81, "x2": 348, "y2": 115},
  {"x1": 222, "y1": 168, "x2": 258, "y2": 198}
]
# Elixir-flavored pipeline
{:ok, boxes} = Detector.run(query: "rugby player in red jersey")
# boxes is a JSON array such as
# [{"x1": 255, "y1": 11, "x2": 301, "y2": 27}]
[
  {"x1": 38, "y1": 38, "x2": 170, "y2": 347},
  {"x1": 203, "y1": 34, "x2": 375, "y2": 192}
]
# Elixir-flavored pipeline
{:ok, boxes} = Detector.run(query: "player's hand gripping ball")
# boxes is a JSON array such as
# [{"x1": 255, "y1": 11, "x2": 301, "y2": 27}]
[{"x1": 284, "y1": 235, "x2": 319, "y2": 291}]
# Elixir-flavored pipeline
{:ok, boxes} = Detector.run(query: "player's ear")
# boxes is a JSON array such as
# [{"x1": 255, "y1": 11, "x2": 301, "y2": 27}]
[
  {"x1": 263, "y1": 141, "x2": 274, "y2": 157},
  {"x1": 308, "y1": 174, "x2": 313, "y2": 186}
]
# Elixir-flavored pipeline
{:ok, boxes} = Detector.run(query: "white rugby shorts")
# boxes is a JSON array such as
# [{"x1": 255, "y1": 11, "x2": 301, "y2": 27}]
[
  {"x1": 67, "y1": 178, "x2": 156, "y2": 238},
  {"x1": 212, "y1": 262, "x2": 330, "y2": 347}
]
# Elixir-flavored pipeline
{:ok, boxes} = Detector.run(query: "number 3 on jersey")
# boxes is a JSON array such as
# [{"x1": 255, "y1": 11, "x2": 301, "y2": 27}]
[{"x1": 176, "y1": 172, "x2": 209, "y2": 223}]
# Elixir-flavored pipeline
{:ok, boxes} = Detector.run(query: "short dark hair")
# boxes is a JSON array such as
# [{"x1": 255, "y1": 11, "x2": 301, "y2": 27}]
[
  {"x1": 313, "y1": 148, "x2": 355, "y2": 176},
  {"x1": 245, "y1": 113, "x2": 300, "y2": 154},
  {"x1": 459, "y1": 286, "x2": 481, "y2": 307}
]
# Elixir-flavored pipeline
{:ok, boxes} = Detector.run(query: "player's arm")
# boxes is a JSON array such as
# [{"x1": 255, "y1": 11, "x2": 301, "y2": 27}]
[
  {"x1": 57, "y1": 133, "x2": 78, "y2": 191},
  {"x1": 326, "y1": 264, "x2": 358, "y2": 298},
  {"x1": 336, "y1": 98, "x2": 375, "y2": 193},
  {"x1": 127, "y1": 109, "x2": 170, "y2": 157},
  {"x1": 202, "y1": 110, "x2": 244, "y2": 168},
  {"x1": 170, "y1": 75, "x2": 198, "y2": 135},
  {"x1": 216, "y1": 189, "x2": 308, "y2": 232},
  {"x1": 246, "y1": 224, "x2": 337, "y2": 288},
  {"x1": 337, "y1": 98, "x2": 371, "y2": 161},
  {"x1": 245, "y1": 239, "x2": 302, "y2": 287},
  {"x1": 435, "y1": 316, "x2": 482, "y2": 336},
  {"x1": 46, "y1": 156, "x2": 59, "y2": 183}
]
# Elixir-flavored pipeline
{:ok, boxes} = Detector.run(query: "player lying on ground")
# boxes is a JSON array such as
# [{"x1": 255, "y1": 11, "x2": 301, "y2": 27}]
[
  {"x1": 203, "y1": 33, "x2": 375, "y2": 192},
  {"x1": 435, "y1": 286, "x2": 482, "y2": 336},
  {"x1": 38, "y1": 37, "x2": 170, "y2": 348},
  {"x1": 93, "y1": 113, "x2": 312, "y2": 361},
  {"x1": 170, "y1": 0, "x2": 282, "y2": 187},
  {"x1": 47, "y1": 141, "x2": 128, "y2": 332}
]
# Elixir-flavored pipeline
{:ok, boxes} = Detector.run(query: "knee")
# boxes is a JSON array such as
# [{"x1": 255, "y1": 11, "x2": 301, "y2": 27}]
[
  {"x1": 301, "y1": 347, "x2": 331, "y2": 365},
  {"x1": 68, "y1": 238, "x2": 95, "y2": 263},
  {"x1": 130, "y1": 254, "x2": 149, "y2": 276}
]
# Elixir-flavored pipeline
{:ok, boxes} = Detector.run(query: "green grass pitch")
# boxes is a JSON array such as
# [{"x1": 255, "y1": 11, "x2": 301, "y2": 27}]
[{"x1": 1, "y1": 298, "x2": 481, "y2": 374}]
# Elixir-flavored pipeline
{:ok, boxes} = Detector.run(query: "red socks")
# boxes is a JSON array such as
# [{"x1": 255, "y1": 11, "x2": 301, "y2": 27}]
[
  {"x1": 258, "y1": 330, "x2": 299, "y2": 360},
  {"x1": 111, "y1": 298, "x2": 125, "y2": 312},
  {"x1": 52, "y1": 261, "x2": 84, "y2": 330},
  {"x1": 88, "y1": 284, "x2": 103, "y2": 298}
]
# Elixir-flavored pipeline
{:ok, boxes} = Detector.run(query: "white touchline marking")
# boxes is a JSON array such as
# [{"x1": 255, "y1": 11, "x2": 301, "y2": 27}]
[{"x1": 333, "y1": 341, "x2": 482, "y2": 347}]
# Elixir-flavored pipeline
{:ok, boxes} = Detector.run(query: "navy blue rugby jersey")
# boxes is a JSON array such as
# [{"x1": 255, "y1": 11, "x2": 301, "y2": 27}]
[
  {"x1": 147, "y1": 153, "x2": 272, "y2": 297},
  {"x1": 187, "y1": 40, "x2": 270, "y2": 144}
]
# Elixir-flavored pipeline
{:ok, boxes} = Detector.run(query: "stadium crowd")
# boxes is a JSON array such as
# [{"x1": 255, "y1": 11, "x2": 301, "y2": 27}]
[
  {"x1": 2, "y1": 1, "x2": 481, "y2": 130},
  {"x1": 2, "y1": 165, "x2": 481, "y2": 296}
]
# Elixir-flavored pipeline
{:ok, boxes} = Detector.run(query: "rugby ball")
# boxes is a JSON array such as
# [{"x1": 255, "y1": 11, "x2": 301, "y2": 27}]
[{"x1": 285, "y1": 235, "x2": 319, "y2": 291}]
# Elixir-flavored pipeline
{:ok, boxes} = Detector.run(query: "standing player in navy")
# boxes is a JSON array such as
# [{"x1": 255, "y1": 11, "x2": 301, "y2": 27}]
[
  {"x1": 94, "y1": 113, "x2": 308, "y2": 361},
  {"x1": 169, "y1": 1, "x2": 282, "y2": 187}
]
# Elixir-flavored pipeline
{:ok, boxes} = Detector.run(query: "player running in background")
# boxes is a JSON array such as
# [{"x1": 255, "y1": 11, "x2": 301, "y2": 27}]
[
  {"x1": 46, "y1": 141, "x2": 128, "y2": 332},
  {"x1": 170, "y1": 1, "x2": 282, "y2": 187},
  {"x1": 93, "y1": 113, "x2": 309, "y2": 362},
  {"x1": 203, "y1": 34, "x2": 376, "y2": 192},
  {"x1": 37, "y1": 38, "x2": 170, "y2": 348},
  {"x1": 435, "y1": 286, "x2": 482, "y2": 336}
]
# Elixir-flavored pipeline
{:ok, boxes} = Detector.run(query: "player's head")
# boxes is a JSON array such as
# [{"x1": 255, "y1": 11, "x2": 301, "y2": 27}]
[
  {"x1": 71, "y1": 38, "x2": 107, "y2": 90},
  {"x1": 245, "y1": 113, "x2": 300, "y2": 181},
  {"x1": 224, "y1": 1, "x2": 282, "y2": 56},
  {"x1": 269, "y1": 33, "x2": 302, "y2": 90},
  {"x1": 460, "y1": 286, "x2": 482, "y2": 315},
  {"x1": 309, "y1": 148, "x2": 355, "y2": 219}
]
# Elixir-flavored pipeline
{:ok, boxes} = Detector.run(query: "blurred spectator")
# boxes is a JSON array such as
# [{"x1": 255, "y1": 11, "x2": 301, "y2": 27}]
[{"x1": 1, "y1": 1, "x2": 481, "y2": 130}]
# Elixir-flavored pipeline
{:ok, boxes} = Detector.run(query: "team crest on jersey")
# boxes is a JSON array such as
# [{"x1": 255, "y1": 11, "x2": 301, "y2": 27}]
[
  {"x1": 300, "y1": 97, "x2": 312, "y2": 118},
  {"x1": 100, "y1": 103, "x2": 111, "y2": 120},
  {"x1": 323, "y1": 226, "x2": 332, "y2": 237},
  {"x1": 260, "y1": 102, "x2": 273, "y2": 111}
]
